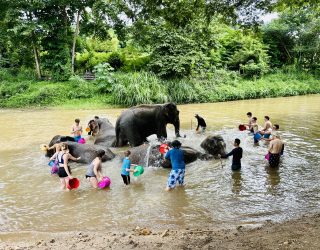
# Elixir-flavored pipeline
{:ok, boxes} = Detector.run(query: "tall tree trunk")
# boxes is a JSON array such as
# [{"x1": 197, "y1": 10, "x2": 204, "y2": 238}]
[
  {"x1": 33, "y1": 42, "x2": 41, "y2": 79},
  {"x1": 71, "y1": 10, "x2": 81, "y2": 75},
  {"x1": 27, "y1": 12, "x2": 41, "y2": 79}
]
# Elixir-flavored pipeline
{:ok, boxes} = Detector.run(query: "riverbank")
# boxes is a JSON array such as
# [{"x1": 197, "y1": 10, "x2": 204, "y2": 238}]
[
  {"x1": 1, "y1": 213, "x2": 319, "y2": 249},
  {"x1": 1, "y1": 71, "x2": 320, "y2": 108}
]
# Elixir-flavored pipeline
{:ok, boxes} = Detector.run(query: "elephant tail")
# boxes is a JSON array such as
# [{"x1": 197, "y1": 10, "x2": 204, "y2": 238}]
[{"x1": 115, "y1": 119, "x2": 121, "y2": 147}]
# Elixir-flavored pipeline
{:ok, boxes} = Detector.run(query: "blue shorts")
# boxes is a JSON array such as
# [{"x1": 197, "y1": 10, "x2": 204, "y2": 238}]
[
  {"x1": 264, "y1": 133, "x2": 271, "y2": 139},
  {"x1": 167, "y1": 169, "x2": 185, "y2": 189},
  {"x1": 74, "y1": 135, "x2": 81, "y2": 142}
]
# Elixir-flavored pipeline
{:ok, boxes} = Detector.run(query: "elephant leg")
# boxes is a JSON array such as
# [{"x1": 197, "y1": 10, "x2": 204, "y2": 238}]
[
  {"x1": 126, "y1": 131, "x2": 144, "y2": 147},
  {"x1": 116, "y1": 126, "x2": 128, "y2": 147},
  {"x1": 157, "y1": 124, "x2": 167, "y2": 140}
]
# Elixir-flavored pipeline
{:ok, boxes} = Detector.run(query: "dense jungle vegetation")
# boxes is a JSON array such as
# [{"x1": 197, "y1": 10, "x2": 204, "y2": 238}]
[{"x1": 0, "y1": 0, "x2": 319, "y2": 108}]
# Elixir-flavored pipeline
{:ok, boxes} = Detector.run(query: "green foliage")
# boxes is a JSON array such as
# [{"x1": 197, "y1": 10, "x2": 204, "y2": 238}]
[
  {"x1": 111, "y1": 72, "x2": 169, "y2": 106},
  {"x1": 263, "y1": 6, "x2": 320, "y2": 72},
  {"x1": 1, "y1": 70, "x2": 319, "y2": 108},
  {"x1": 107, "y1": 52, "x2": 124, "y2": 70},
  {"x1": 148, "y1": 28, "x2": 210, "y2": 78},
  {"x1": 93, "y1": 63, "x2": 114, "y2": 93}
]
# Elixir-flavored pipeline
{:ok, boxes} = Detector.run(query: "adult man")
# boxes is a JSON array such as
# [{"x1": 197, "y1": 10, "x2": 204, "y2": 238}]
[
  {"x1": 164, "y1": 140, "x2": 185, "y2": 191},
  {"x1": 245, "y1": 112, "x2": 254, "y2": 132},
  {"x1": 221, "y1": 138, "x2": 243, "y2": 171},
  {"x1": 195, "y1": 114, "x2": 207, "y2": 133},
  {"x1": 268, "y1": 134, "x2": 283, "y2": 167}
]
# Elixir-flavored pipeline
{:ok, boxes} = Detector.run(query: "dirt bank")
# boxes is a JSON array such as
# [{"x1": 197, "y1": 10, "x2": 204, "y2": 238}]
[{"x1": 1, "y1": 213, "x2": 320, "y2": 250}]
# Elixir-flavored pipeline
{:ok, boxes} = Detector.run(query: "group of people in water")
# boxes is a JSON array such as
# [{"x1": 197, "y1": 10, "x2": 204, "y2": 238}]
[
  {"x1": 194, "y1": 112, "x2": 285, "y2": 171},
  {"x1": 46, "y1": 112, "x2": 284, "y2": 192},
  {"x1": 47, "y1": 117, "x2": 139, "y2": 191}
]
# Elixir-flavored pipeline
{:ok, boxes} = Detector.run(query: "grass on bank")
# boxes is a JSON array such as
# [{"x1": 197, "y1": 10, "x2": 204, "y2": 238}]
[{"x1": 0, "y1": 70, "x2": 319, "y2": 108}]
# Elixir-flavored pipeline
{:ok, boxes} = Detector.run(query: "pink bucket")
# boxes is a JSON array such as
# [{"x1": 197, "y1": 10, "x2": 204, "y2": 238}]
[
  {"x1": 265, "y1": 152, "x2": 270, "y2": 161},
  {"x1": 98, "y1": 176, "x2": 111, "y2": 189},
  {"x1": 78, "y1": 138, "x2": 86, "y2": 144}
]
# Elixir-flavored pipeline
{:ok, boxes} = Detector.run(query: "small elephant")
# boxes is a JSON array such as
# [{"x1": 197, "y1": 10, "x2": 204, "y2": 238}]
[
  {"x1": 46, "y1": 135, "x2": 115, "y2": 164},
  {"x1": 115, "y1": 103, "x2": 181, "y2": 147},
  {"x1": 200, "y1": 135, "x2": 227, "y2": 157},
  {"x1": 93, "y1": 118, "x2": 117, "y2": 147}
]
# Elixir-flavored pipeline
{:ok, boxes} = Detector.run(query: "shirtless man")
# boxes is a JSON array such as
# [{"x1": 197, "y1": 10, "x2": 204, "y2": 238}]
[
  {"x1": 260, "y1": 116, "x2": 272, "y2": 139},
  {"x1": 71, "y1": 118, "x2": 82, "y2": 142},
  {"x1": 262, "y1": 124, "x2": 280, "y2": 142},
  {"x1": 268, "y1": 134, "x2": 283, "y2": 167},
  {"x1": 245, "y1": 112, "x2": 254, "y2": 132}
]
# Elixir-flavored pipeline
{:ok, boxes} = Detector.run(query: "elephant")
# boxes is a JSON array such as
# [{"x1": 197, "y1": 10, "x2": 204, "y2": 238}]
[
  {"x1": 128, "y1": 136, "x2": 226, "y2": 168},
  {"x1": 93, "y1": 118, "x2": 116, "y2": 147},
  {"x1": 200, "y1": 135, "x2": 227, "y2": 157},
  {"x1": 46, "y1": 135, "x2": 115, "y2": 164},
  {"x1": 115, "y1": 103, "x2": 181, "y2": 147}
]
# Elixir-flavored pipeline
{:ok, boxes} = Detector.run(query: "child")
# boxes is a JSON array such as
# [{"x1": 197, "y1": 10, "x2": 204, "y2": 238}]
[
  {"x1": 71, "y1": 118, "x2": 82, "y2": 142},
  {"x1": 120, "y1": 150, "x2": 136, "y2": 185},
  {"x1": 245, "y1": 112, "x2": 254, "y2": 132},
  {"x1": 164, "y1": 140, "x2": 185, "y2": 191},
  {"x1": 55, "y1": 143, "x2": 81, "y2": 190},
  {"x1": 86, "y1": 150, "x2": 105, "y2": 188},
  {"x1": 221, "y1": 138, "x2": 243, "y2": 171}
]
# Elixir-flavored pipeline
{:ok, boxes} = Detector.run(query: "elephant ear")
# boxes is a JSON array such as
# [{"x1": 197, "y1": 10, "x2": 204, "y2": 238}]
[
  {"x1": 163, "y1": 103, "x2": 177, "y2": 117},
  {"x1": 163, "y1": 103, "x2": 172, "y2": 118}
]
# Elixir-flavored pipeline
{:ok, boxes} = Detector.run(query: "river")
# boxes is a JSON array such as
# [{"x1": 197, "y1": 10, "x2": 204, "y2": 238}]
[{"x1": 0, "y1": 95, "x2": 319, "y2": 232}]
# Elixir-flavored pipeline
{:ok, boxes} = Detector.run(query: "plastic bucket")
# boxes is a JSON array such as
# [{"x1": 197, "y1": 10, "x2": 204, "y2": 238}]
[
  {"x1": 48, "y1": 160, "x2": 56, "y2": 167},
  {"x1": 98, "y1": 176, "x2": 111, "y2": 189},
  {"x1": 67, "y1": 178, "x2": 80, "y2": 190},
  {"x1": 133, "y1": 165, "x2": 144, "y2": 177},
  {"x1": 51, "y1": 165, "x2": 58, "y2": 174},
  {"x1": 238, "y1": 124, "x2": 246, "y2": 131},
  {"x1": 159, "y1": 144, "x2": 169, "y2": 154},
  {"x1": 78, "y1": 138, "x2": 86, "y2": 144},
  {"x1": 40, "y1": 144, "x2": 48, "y2": 152},
  {"x1": 254, "y1": 133, "x2": 262, "y2": 141},
  {"x1": 265, "y1": 152, "x2": 270, "y2": 161}
]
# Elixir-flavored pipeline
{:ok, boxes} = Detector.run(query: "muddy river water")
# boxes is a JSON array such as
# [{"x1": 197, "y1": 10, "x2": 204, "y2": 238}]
[{"x1": 0, "y1": 95, "x2": 319, "y2": 232}]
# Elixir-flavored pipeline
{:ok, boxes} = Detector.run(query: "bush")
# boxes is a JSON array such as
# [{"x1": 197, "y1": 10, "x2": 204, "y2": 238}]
[
  {"x1": 111, "y1": 72, "x2": 168, "y2": 106},
  {"x1": 107, "y1": 52, "x2": 124, "y2": 70}
]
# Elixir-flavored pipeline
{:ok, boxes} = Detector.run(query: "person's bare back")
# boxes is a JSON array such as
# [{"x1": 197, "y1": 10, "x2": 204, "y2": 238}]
[{"x1": 269, "y1": 137, "x2": 283, "y2": 154}]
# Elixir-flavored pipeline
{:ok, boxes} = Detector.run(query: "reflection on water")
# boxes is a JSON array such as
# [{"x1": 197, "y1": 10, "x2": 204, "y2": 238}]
[
  {"x1": 0, "y1": 95, "x2": 320, "y2": 232},
  {"x1": 231, "y1": 171, "x2": 242, "y2": 195}
]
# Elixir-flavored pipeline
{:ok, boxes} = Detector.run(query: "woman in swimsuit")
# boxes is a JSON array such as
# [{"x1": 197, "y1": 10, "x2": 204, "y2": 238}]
[
  {"x1": 56, "y1": 143, "x2": 80, "y2": 190},
  {"x1": 85, "y1": 150, "x2": 105, "y2": 188}
]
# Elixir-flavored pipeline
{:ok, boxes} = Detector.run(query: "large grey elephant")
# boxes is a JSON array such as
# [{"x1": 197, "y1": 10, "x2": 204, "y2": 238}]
[
  {"x1": 46, "y1": 135, "x2": 115, "y2": 164},
  {"x1": 115, "y1": 103, "x2": 181, "y2": 147},
  {"x1": 129, "y1": 135, "x2": 227, "y2": 168}
]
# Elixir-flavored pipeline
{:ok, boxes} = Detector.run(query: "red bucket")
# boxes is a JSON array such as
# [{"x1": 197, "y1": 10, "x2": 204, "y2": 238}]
[
  {"x1": 67, "y1": 178, "x2": 80, "y2": 190},
  {"x1": 238, "y1": 124, "x2": 246, "y2": 131},
  {"x1": 159, "y1": 143, "x2": 169, "y2": 154}
]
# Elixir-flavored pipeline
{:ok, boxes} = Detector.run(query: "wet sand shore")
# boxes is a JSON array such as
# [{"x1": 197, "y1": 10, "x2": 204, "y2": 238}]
[{"x1": 1, "y1": 213, "x2": 319, "y2": 249}]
